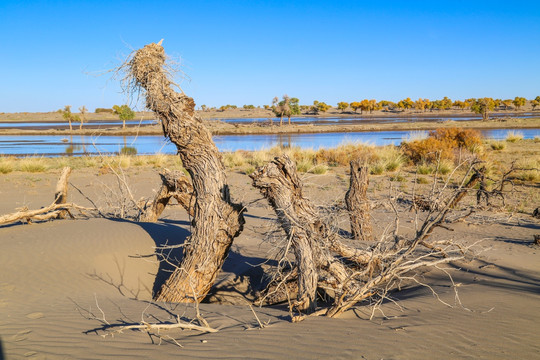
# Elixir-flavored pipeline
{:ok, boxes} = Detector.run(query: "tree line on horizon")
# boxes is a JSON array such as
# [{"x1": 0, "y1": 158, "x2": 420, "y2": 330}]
[{"x1": 198, "y1": 95, "x2": 540, "y2": 123}]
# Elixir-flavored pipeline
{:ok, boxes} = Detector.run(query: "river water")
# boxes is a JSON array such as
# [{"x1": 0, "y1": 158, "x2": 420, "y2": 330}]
[{"x1": 0, "y1": 128, "x2": 538, "y2": 156}]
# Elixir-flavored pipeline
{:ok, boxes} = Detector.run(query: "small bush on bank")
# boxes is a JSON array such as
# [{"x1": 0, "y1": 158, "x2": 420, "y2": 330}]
[{"x1": 401, "y1": 128, "x2": 483, "y2": 164}]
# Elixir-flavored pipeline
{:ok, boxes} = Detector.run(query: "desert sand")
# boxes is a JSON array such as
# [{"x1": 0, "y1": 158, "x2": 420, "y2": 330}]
[{"x1": 0, "y1": 166, "x2": 539, "y2": 359}]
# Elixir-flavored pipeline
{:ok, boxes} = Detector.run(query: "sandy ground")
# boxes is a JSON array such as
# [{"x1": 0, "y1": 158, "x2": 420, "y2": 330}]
[{"x1": 0, "y1": 167, "x2": 539, "y2": 359}]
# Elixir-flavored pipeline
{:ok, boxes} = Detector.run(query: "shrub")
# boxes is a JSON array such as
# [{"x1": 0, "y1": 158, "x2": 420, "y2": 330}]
[
  {"x1": 120, "y1": 146, "x2": 137, "y2": 156},
  {"x1": 370, "y1": 162, "x2": 385, "y2": 175},
  {"x1": 417, "y1": 163, "x2": 433, "y2": 175},
  {"x1": 95, "y1": 108, "x2": 114, "y2": 114},
  {"x1": 401, "y1": 128, "x2": 483, "y2": 164}
]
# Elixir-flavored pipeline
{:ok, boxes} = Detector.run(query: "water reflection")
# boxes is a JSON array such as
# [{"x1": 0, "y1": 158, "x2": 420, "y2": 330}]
[{"x1": 0, "y1": 128, "x2": 538, "y2": 157}]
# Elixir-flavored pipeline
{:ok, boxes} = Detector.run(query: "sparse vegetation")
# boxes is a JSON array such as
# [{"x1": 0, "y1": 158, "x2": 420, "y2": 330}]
[{"x1": 505, "y1": 130, "x2": 524, "y2": 142}]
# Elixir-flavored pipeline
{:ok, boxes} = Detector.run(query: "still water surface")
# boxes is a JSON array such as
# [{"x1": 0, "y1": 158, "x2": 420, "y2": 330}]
[{"x1": 0, "y1": 129, "x2": 538, "y2": 156}]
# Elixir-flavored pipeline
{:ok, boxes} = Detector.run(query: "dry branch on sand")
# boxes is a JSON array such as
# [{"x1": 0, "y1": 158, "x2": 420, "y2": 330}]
[
  {"x1": 123, "y1": 41, "x2": 245, "y2": 303},
  {"x1": 0, "y1": 167, "x2": 97, "y2": 226},
  {"x1": 251, "y1": 155, "x2": 482, "y2": 318}
]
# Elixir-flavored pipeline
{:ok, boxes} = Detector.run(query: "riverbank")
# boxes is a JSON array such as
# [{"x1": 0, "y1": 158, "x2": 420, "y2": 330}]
[{"x1": 0, "y1": 116, "x2": 539, "y2": 137}]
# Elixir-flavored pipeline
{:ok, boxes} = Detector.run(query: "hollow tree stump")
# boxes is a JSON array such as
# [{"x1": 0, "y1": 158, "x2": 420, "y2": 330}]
[
  {"x1": 345, "y1": 161, "x2": 373, "y2": 241},
  {"x1": 127, "y1": 41, "x2": 244, "y2": 303}
]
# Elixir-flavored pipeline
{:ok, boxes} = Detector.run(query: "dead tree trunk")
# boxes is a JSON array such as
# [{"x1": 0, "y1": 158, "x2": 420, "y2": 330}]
[
  {"x1": 251, "y1": 155, "x2": 370, "y2": 312},
  {"x1": 345, "y1": 161, "x2": 373, "y2": 241},
  {"x1": 252, "y1": 155, "x2": 478, "y2": 318},
  {"x1": 138, "y1": 169, "x2": 194, "y2": 222},
  {"x1": 54, "y1": 167, "x2": 72, "y2": 219},
  {"x1": 126, "y1": 41, "x2": 244, "y2": 303}
]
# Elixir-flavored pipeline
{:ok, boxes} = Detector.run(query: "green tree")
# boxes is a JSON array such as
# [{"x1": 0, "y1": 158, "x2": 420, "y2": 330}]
[
  {"x1": 531, "y1": 99, "x2": 540, "y2": 110},
  {"x1": 337, "y1": 102, "x2": 349, "y2": 113},
  {"x1": 113, "y1": 104, "x2": 136, "y2": 129},
  {"x1": 272, "y1": 95, "x2": 299, "y2": 125},
  {"x1": 62, "y1": 105, "x2": 80, "y2": 131},
  {"x1": 512, "y1": 96, "x2": 526, "y2": 110},
  {"x1": 471, "y1": 98, "x2": 495, "y2": 121}
]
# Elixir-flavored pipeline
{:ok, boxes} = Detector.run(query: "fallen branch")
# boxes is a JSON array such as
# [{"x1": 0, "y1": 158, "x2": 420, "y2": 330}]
[{"x1": 0, "y1": 167, "x2": 98, "y2": 226}]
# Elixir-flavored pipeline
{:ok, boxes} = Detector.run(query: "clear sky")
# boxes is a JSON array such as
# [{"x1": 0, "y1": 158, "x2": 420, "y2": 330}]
[{"x1": 1, "y1": 0, "x2": 539, "y2": 112}]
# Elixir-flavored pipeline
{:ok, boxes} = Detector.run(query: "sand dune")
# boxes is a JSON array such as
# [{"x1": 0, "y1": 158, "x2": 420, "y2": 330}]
[{"x1": 1, "y1": 169, "x2": 539, "y2": 359}]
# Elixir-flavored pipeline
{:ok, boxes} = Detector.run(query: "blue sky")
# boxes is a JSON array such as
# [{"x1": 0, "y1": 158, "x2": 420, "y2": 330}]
[{"x1": 1, "y1": 0, "x2": 539, "y2": 112}]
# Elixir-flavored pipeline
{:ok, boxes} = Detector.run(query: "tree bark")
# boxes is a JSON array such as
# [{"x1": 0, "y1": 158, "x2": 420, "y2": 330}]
[
  {"x1": 127, "y1": 42, "x2": 244, "y2": 303},
  {"x1": 138, "y1": 169, "x2": 194, "y2": 222},
  {"x1": 345, "y1": 161, "x2": 373, "y2": 241},
  {"x1": 250, "y1": 155, "x2": 371, "y2": 312},
  {"x1": 54, "y1": 167, "x2": 72, "y2": 219}
]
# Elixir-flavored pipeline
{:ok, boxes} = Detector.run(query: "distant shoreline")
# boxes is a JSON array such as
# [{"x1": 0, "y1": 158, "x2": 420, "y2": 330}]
[
  {"x1": 0, "y1": 110, "x2": 538, "y2": 136},
  {"x1": 0, "y1": 117, "x2": 538, "y2": 137}
]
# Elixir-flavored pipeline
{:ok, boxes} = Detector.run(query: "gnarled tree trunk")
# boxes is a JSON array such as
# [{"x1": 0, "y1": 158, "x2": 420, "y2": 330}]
[
  {"x1": 127, "y1": 41, "x2": 244, "y2": 303},
  {"x1": 345, "y1": 161, "x2": 373, "y2": 241},
  {"x1": 138, "y1": 169, "x2": 194, "y2": 222}
]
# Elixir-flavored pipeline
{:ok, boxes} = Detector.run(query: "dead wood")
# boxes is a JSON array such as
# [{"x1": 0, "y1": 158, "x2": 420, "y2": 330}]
[
  {"x1": 54, "y1": 166, "x2": 72, "y2": 219},
  {"x1": 124, "y1": 41, "x2": 244, "y2": 303},
  {"x1": 345, "y1": 161, "x2": 373, "y2": 241},
  {"x1": 251, "y1": 155, "x2": 478, "y2": 318},
  {"x1": 138, "y1": 169, "x2": 194, "y2": 222},
  {"x1": 0, "y1": 167, "x2": 97, "y2": 226}
]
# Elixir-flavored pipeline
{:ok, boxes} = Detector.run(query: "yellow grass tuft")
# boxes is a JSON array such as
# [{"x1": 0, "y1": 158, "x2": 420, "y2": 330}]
[
  {"x1": 505, "y1": 131, "x2": 524, "y2": 143},
  {"x1": 18, "y1": 157, "x2": 48, "y2": 173},
  {"x1": 0, "y1": 157, "x2": 15, "y2": 174}
]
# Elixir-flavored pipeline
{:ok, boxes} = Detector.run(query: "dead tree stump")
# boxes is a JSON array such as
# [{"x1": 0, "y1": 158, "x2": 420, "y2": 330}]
[
  {"x1": 54, "y1": 167, "x2": 72, "y2": 219},
  {"x1": 138, "y1": 169, "x2": 194, "y2": 222},
  {"x1": 345, "y1": 161, "x2": 373, "y2": 241},
  {"x1": 126, "y1": 41, "x2": 244, "y2": 303}
]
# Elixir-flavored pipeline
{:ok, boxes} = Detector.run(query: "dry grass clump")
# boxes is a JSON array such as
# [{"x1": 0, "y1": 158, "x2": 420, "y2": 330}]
[
  {"x1": 368, "y1": 146, "x2": 405, "y2": 175},
  {"x1": 515, "y1": 157, "x2": 540, "y2": 182},
  {"x1": 0, "y1": 157, "x2": 15, "y2": 174},
  {"x1": 18, "y1": 157, "x2": 48, "y2": 173},
  {"x1": 505, "y1": 130, "x2": 524, "y2": 143},
  {"x1": 401, "y1": 128, "x2": 483, "y2": 164},
  {"x1": 534, "y1": 136, "x2": 540, "y2": 143},
  {"x1": 315, "y1": 143, "x2": 376, "y2": 167},
  {"x1": 402, "y1": 130, "x2": 429, "y2": 142},
  {"x1": 489, "y1": 140, "x2": 507, "y2": 151},
  {"x1": 223, "y1": 152, "x2": 247, "y2": 168}
]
